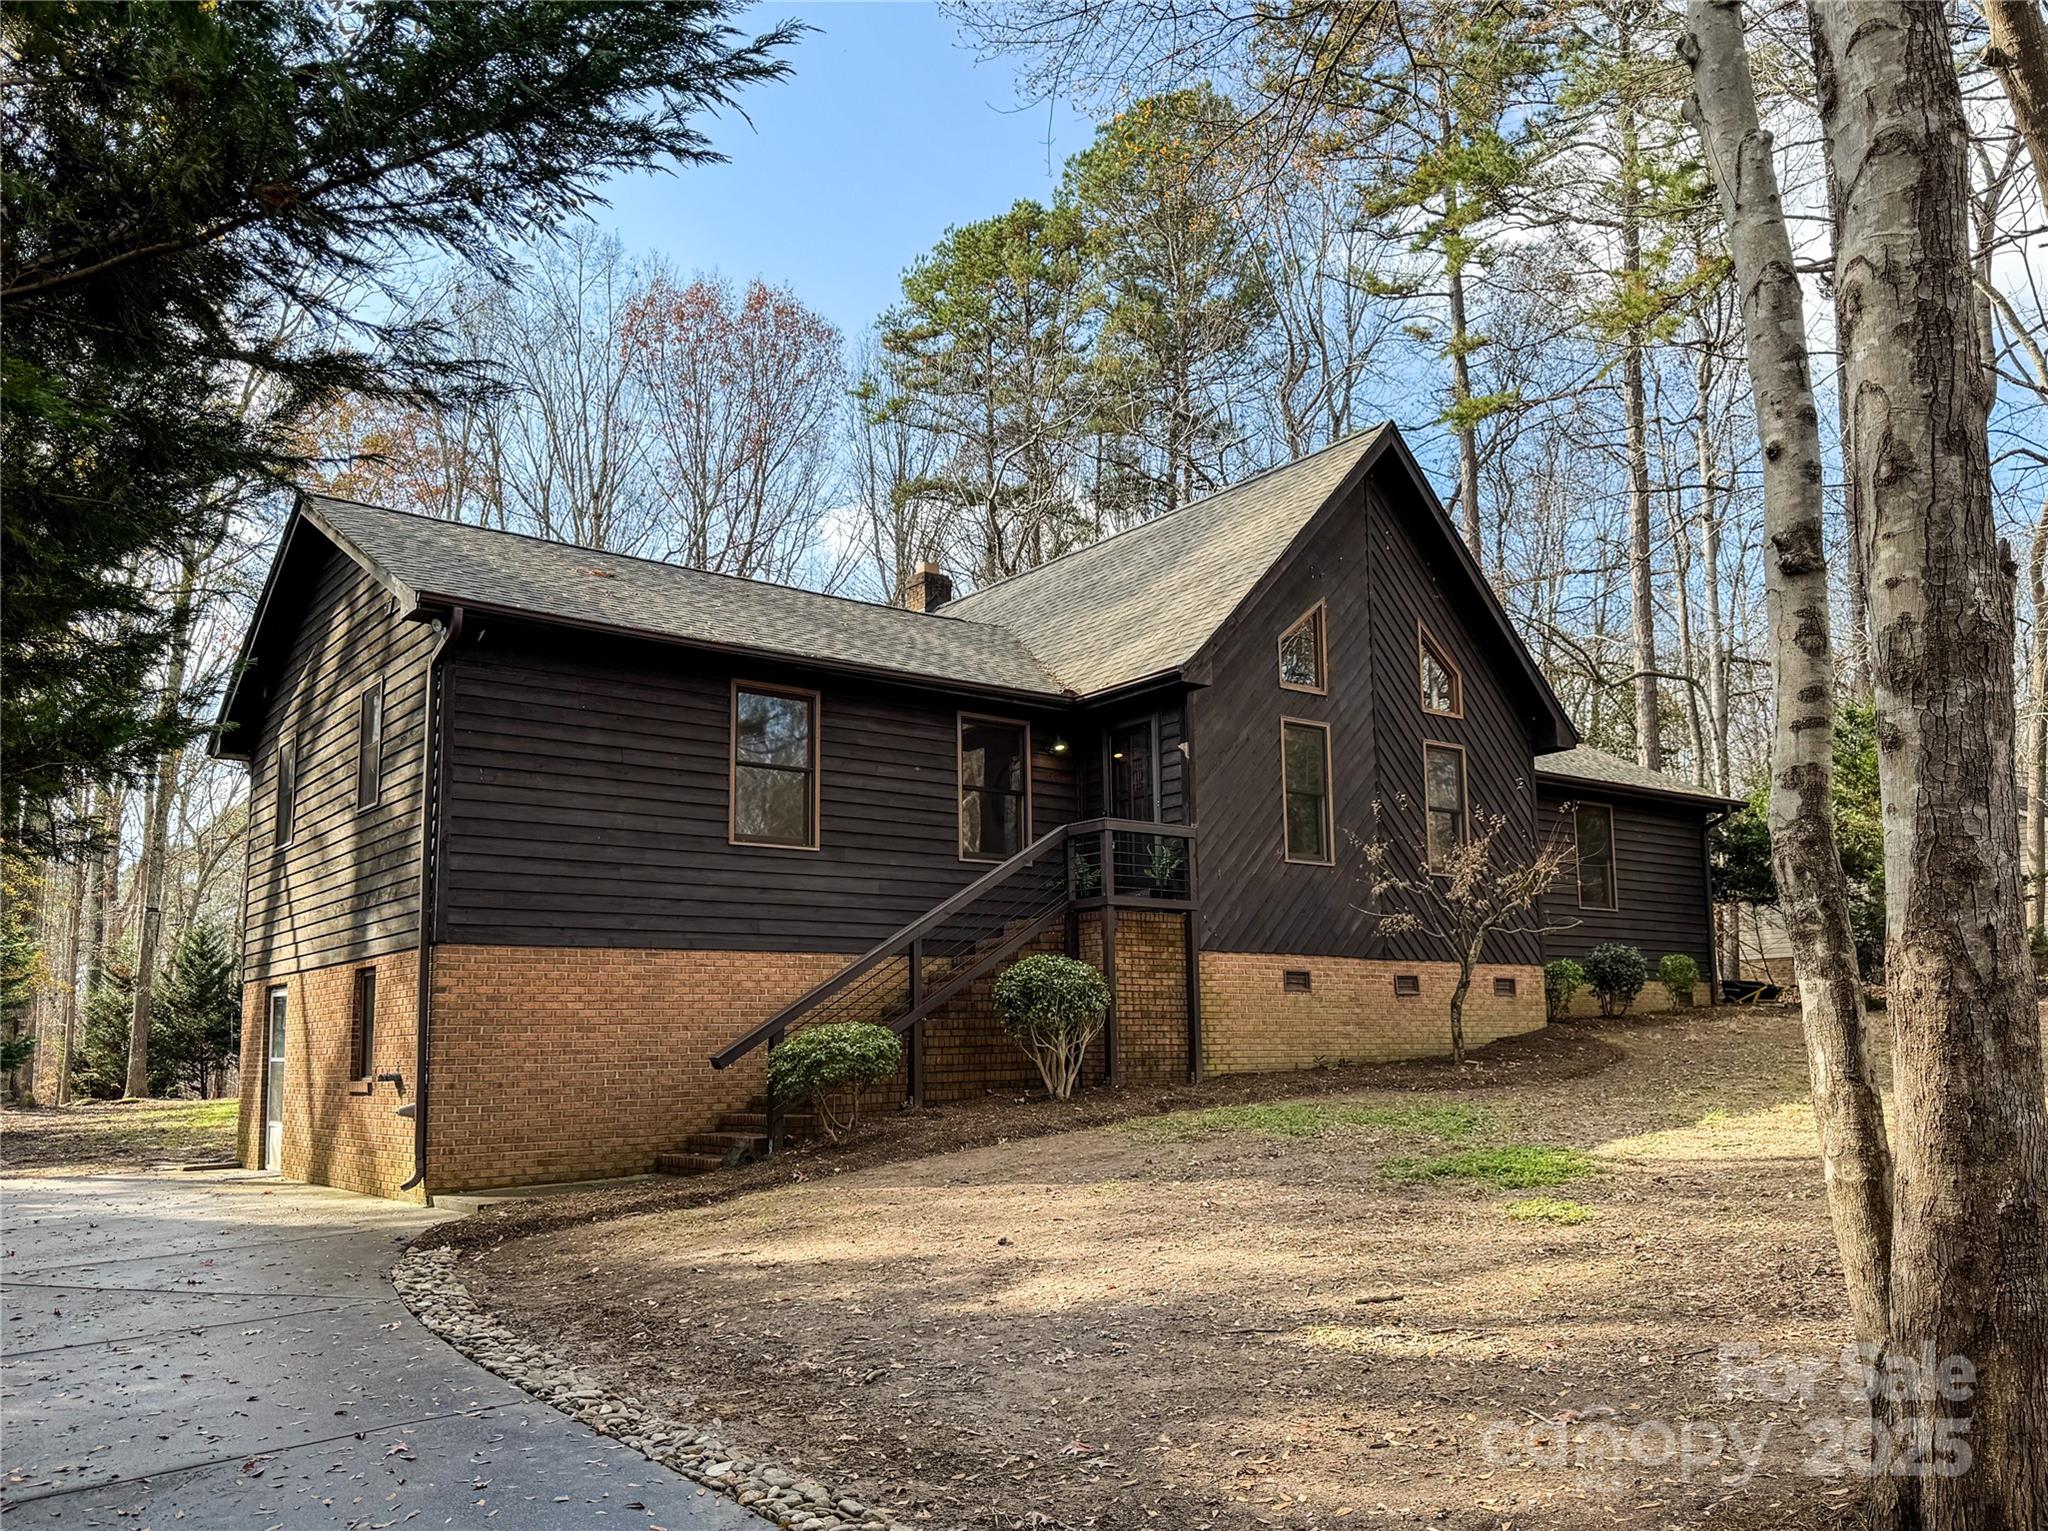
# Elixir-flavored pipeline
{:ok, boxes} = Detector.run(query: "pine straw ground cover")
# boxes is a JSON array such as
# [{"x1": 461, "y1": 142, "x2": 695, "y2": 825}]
[
  {"x1": 456, "y1": 1009, "x2": 1951, "y2": 1531},
  {"x1": 0, "y1": 1097, "x2": 237, "y2": 1175}
]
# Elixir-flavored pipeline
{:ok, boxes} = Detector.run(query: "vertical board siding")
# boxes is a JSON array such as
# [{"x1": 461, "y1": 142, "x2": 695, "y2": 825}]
[
  {"x1": 440, "y1": 627, "x2": 1080, "y2": 953},
  {"x1": 1535, "y1": 789, "x2": 1716, "y2": 969},
  {"x1": 244, "y1": 544, "x2": 433, "y2": 975}
]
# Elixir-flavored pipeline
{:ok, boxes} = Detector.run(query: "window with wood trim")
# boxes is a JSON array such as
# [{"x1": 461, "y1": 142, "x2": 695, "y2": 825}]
[
  {"x1": 1278, "y1": 602, "x2": 1328, "y2": 692},
  {"x1": 1423, "y1": 742, "x2": 1467, "y2": 866},
  {"x1": 274, "y1": 741, "x2": 297, "y2": 849},
  {"x1": 1280, "y1": 718, "x2": 1334, "y2": 864},
  {"x1": 350, "y1": 967, "x2": 376, "y2": 1080},
  {"x1": 1284, "y1": 969, "x2": 1312, "y2": 994},
  {"x1": 1575, "y1": 803, "x2": 1617, "y2": 910},
  {"x1": 731, "y1": 684, "x2": 819, "y2": 848},
  {"x1": 355, "y1": 684, "x2": 383, "y2": 811},
  {"x1": 1393, "y1": 973, "x2": 1422, "y2": 996},
  {"x1": 959, "y1": 715, "x2": 1030, "y2": 861},
  {"x1": 1494, "y1": 976, "x2": 1517, "y2": 998},
  {"x1": 1419, "y1": 626, "x2": 1462, "y2": 716}
]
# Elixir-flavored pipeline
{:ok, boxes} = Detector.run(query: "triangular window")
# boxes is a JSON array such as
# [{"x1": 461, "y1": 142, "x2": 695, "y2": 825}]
[
  {"x1": 1279, "y1": 604, "x2": 1327, "y2": 693},
  {"x1": 1419, "y1": 628, "x2": 1461, "y2": 716}
]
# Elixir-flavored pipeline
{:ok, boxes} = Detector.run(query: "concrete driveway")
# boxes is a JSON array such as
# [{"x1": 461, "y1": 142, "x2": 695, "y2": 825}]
[{"x1": 1, "y1": 1171, "x2": 764, "y2": 1528}]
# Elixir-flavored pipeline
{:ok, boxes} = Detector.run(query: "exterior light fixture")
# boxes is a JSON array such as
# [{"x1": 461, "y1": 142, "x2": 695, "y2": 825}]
[{"x1": 1049, "y1": 735, "x2": 1071, "y2": 755}]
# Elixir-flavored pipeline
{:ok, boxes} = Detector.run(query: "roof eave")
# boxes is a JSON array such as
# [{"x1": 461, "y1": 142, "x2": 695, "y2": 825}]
[{"x1": 1532, "y1": 768, "x2": 1744, "y2": 811}]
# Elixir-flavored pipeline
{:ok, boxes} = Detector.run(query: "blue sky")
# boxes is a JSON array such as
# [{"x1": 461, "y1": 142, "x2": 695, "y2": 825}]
[{"x1": 590, "y1": 2, "x2": 1095, "y2": 342}]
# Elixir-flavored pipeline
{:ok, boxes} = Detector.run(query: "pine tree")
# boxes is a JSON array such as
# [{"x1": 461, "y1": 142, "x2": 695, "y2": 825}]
[{"x1": 153, "y1": 923, "x2": 240, "y2": 1100}]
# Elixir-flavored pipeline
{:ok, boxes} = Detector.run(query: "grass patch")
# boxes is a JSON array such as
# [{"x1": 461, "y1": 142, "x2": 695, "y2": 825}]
[
  {"x1": 1131, "y1": 1101, "x2": 1492, "y2": 1142},
  {"x1": 1504, "y1": 1196, "x2": 1593, "y2": 1225},
  {"x1": 0, "y1": 1097, "x2": 239, "y2": 1173},
  {"x1": 1380, "y1": 1145, "x2": 1595, "y2": 1189}
]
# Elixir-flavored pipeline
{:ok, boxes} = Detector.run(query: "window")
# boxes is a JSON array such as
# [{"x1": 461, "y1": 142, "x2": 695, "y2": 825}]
[
  {"x1": 1279, "y1": 602, "x2": 1327, "y2": 692},
  {"x1": 1423, "y1": 742, "x2": 1467, "y2": 866},
  {"x1": 1419, "y1": 626, "x2": 1462, "y2": 716},
  {"x1": 1280, "y1": 718, "x2": 1333, "y2": 865},
  {"x1": 350, "y1": 968, "x2": 376, "y2": 1080},
  {"x1": 274, "y1": 741, "x2": 297, "y2": 849},
  {"x1": 1284, "y1": 969, "x2": 1313, "y2": 994},
  {"x1": 731, "y1": 684, "x2": 819, "y2": 848},
  {"x1": 1494, "y1": 976, "x2": 1518, "y2": 998},
  {"x1": 1576, "y1": 803, "x2": 1617, "y2": 910},
  {"x1": 355, "y1": 685, "x2": 383, "y2": 811},
  {"x1": 960, "y1": 715, "x2": 1030, "y2": 861},
  {"x1": 1110, "y1": 718, "x2": 1156, "y2": 822},
  {"x1": 1393, "y1": 973, "x2": 1422, "y2": 997}
]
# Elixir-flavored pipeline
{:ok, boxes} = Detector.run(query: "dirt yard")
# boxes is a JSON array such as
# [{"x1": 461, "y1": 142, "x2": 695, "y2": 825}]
[
  {"x1": 0, "y1": 1097, "x2": 238, "y2": 1175},
  {"x1": 458, "y1": 1008, "x2": 1937, "y2": 1531}
]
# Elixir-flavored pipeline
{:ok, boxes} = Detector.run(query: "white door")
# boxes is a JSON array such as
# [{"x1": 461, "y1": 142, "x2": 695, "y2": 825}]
[{"x1": 263, "y1": 987, "x2": 287, "y2": 1169}]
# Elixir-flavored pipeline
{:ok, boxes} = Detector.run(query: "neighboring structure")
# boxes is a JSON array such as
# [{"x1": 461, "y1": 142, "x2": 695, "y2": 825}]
[{"x1": 215, "y1": 424, "x2": 1734, "y2": 1200}]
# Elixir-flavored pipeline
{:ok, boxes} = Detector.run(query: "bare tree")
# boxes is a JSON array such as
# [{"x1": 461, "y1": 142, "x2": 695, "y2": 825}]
[
  {"x1": 1680, "y1": 0, "x2": 1894, "y2": 1352},
  {"x1": 1811, "y1": 0, "x2": 2048, "y2": 1518}
]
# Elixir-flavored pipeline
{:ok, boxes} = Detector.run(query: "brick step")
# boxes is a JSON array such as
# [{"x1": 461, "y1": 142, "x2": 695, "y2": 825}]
[
  {"x1": 685, "y1": 1129, "x2": 768, "y2": 1158},
  {"x1": 717, "y1": 1109, "x2": 816, "y2": 1134},
  {"x1": 653, "y1": 1151, "x2": 727, "y2": 1176}
]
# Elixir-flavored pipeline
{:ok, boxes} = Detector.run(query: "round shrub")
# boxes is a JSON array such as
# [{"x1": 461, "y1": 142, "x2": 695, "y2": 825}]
[
  {"x1": 994, "y1": 953, "x2": 1110, "y2": 1100},
  {"x1": 1656, "y1": 953, "x2": 1701, "y2": 1007},
  {"x1": 767, "y1": 1021, "x2": 902, "y2": 1141},
  {"x1": 1582, "y1": 943, "x2": 1648, "y2": 1017},
  {"x1": 1543, "y1": 958, "x2": 1586, "y2": 1022}
]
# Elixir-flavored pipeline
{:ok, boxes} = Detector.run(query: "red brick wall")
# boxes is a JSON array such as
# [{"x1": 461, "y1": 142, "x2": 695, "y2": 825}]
[
  {"x1": 1199, "y1": 952, "x2": 1543, "y2": 1074},
  {"x1": 236, "y1": 949, "x2": 422, "y2": 1200}
]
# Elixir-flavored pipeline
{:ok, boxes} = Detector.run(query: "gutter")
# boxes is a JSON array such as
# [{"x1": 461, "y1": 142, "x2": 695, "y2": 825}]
[{"x1": 400, "y1": 605, "x2": 464, "y2": 1195}]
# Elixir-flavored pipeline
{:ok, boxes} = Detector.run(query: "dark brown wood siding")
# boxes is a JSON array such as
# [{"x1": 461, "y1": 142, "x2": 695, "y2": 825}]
[
  {"x1": 1536, "y1": 788, "x2": 1716, "y2": 971},
  {"x1": 244, "y1": 542, "x2": 433, "y2": 975},
  {"x1": 1190, "y1": 463, "x2": 1543, "y2": 964},
  {"x1": 438, "y1": 624, "x2": 1081, "y2": 953}
]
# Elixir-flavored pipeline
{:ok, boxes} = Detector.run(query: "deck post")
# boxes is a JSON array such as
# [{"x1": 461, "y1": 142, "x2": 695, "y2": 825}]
[
  {"x1": 1102, "y1": 898, "x2": 1120, "y2": 1089},
  {"x1": 906, "y1": 941, "x2": 925, "y2": 1107},
  {"x1": 765, "y1": 1029, "x2": 787, "y2": 1153}
]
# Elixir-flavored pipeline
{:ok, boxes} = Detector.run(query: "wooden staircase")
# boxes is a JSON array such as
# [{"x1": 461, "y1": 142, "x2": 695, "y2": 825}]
[{"x1": 654, "y1": 1100, "x2": 817, "y2": 1176}]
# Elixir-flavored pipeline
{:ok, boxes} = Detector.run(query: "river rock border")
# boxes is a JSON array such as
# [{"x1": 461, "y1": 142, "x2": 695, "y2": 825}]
[{"x1": 392, "y1": 1245, "x2": 917, "y2": 1531}]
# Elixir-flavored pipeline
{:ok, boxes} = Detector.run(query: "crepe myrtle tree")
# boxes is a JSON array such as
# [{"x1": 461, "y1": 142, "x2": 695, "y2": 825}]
[
  {"x1": 1354, "y1": 804, "x2": 1577, "y2": 1065},
  {"x1": 994, "y1": 954, "x2": 1110, "y2": 1100}
]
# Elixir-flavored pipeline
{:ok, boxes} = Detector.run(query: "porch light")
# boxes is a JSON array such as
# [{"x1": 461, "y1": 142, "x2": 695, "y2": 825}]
[{"x1": 1050, "y1": 736, "x2": 1070, "y2": 755}]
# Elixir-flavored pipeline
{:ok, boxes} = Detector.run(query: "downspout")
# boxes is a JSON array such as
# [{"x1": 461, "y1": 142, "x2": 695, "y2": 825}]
[{"x1": 400, "y1": 606, "x2": 463, "y2": 1194}]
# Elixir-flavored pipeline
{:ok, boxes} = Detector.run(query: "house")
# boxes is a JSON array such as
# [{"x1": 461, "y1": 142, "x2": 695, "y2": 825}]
[{"x1": 214, "y1": 424, "x2": 1736, "y2": 1201}]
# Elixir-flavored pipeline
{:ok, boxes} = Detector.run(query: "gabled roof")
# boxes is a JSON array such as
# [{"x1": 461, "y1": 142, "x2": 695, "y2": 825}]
[
  {"x1": 311, "y1": 492, "x2": 1067, "y2": 696},
  {"x1": 944, "y1": 427, "x2": 1389, "y2": 695},
  {"x1": 1534, "y1": 745, "x2": 1743, "y2": 808}
]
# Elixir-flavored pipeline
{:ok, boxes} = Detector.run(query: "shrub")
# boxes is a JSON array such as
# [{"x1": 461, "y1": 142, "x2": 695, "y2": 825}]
[
  {"x1": 1543, "y1": 958, "x2": 1586, "y2": 1021},
  {"x1": 994, "y1": 953, "x2": 1109, "y2": 1100},
  {"x1": 766, "y1": 1021, "x2": 902, "y2": 1142},
  {"x1": 1656, "y1": 953, "x2": 1701, "y2": 1008},
  {"x1": 1582, "y1": 943, "x2": 1648, "y2": 1017}
]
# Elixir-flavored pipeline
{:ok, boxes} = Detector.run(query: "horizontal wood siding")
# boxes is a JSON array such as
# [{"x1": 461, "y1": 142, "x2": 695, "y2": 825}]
[
  {"x1": 1536, "y1": 789, "x2": 1716, "y2": 970},
  {"x1": 245, "y1": 543, "x2": 433, "y2": 975},
  {"x1": 440, "y1": 626, "x2": 1080, "y2": 952}
]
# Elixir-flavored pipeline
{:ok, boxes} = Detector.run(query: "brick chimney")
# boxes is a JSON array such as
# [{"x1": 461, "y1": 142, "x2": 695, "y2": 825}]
[{"x1": 906, "y1": 561, "x2": 953, "y2": 613}]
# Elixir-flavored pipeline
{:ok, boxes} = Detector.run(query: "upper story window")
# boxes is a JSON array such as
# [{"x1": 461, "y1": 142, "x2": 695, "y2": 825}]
[
  {"x1": 1419, "y1": 625, "x2": 1462, "y2": 717},
  {"x1": 1278, "y1": 602, "x2": 1327, "y2": 693},
  {"x1": 960, "y1": 715, "x2": 1030, "y2": 860},
  {"x1": 1576, "y1": 803, "x2": 1617, "y2": 910},
  {"x1": 274, "y1": 741, "x2": 297, "y2": 850},
  {"x1": 731, "y1": 683, "x2": 819, "y2": 849},
  {"x1": 355, "y1": 684, "x2": 383, "y2": 812},
  {"x1": 1281, "y1": 718, "x2": 1333, "y2": 865},
  {"x1": 1423, "y1": 741, "x2": 1467, "y2": 866}
]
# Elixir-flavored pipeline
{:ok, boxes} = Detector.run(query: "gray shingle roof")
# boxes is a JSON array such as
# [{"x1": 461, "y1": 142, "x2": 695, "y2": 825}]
[
  {"x1": 942, "y1": 426, "x2": 1389, "y2": 694},
  {"x1": 301, "y1": 495, "x2": 1067, "y2": 698},
  {"x1": 1534, "y1": 745, "x2": 1741, "y2": 806}
]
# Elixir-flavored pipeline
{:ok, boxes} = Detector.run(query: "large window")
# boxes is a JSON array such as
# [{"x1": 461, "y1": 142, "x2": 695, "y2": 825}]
[
  {"x1": 959, "y1": 715, "x2": 1030, "y2": 860},
  {"x1": 731, "y1": 684, "x2": 819, "y2": 848},
  {"x1": 1110, "y1": 718, "x2": 1156, "y2": 822},
  {"x1": 274, "y1": 741, "x2": 297, "y2": 850},
  {"x1": 355, "y1": 684, "x2": 383, "y2": 812},
  {"x1": 1281, "y1": 718, "x2": 1333, "y2": 865},
  {"x1": 1419, "y1": 625, "x2": 1462, "y2": 716},
  {"x1": 1423, "y1": 742, "x2": 1467, "y2": 866},
  {"x1": 1576, "y1": 803, "x2": 1617, "y2": 910},
  {"x1": 349, "y1": 967, "x2": 376, "y2": 1081},
  {"x1": 1278, "y1": 602, "x2": 1328, "y2": 693}
]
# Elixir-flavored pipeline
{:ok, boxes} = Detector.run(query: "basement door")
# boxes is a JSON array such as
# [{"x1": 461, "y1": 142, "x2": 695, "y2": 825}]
[{"x1": 263, "y1": 986, "x2": 287, "y2": 1170}]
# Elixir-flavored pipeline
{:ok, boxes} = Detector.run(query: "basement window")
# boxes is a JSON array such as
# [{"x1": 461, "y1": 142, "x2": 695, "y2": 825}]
[
  {"x1": 1284, "y1": 970, "x2": 1312, "y2": 994},
  {"x1": 350, "y1": 967, "x2": 376, "y2": 1081},
  {"x1": 1494, "y1": 976, "x2": 1517, "y2": 998},
  {"x1": 1393, "y1": 974, "x2": 1422, "y2": 997}
]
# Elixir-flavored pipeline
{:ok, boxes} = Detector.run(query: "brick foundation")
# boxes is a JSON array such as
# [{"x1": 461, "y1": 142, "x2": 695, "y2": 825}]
[
  {"x1": 237, "y1": 950, "x2": 423, "y2": 1201},
  {"x1": 1556, "y1": 980, "x2": 1702, "y2": 1017},
  {"x1": 1198, "y1": 952, "x2": 1544, "y2": 1074}
]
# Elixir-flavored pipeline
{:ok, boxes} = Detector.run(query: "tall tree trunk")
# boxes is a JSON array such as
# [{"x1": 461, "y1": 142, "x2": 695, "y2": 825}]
[
  {"x1": 2030, "y1": 504, "x2": 2048, "y2": 938},
  {"x1": 1984, "y1": 0, "x2": 2048, "y2": 200},
  {"x1": 54, "y1": 846, "x2": 86, "y2": 1107},
  {"x1": 123, "y1": 558, "x2": 198, "y2": 1099},
  {"x1": 1696, "y1": 367, "x2": 1733, "y2": 796},
  {"x1": 1446, "y1": 245, "x2": 1483, "y2": 566},
  {"x1": 1812, "y1": 3, "x2": 2048, "y2": 1523},
  {"x1": 1617, "y1": 63, "x2": 1662, "y2": 771},
  {"x1": 1680, "y1": 0, "x2": 1894, "y2": 1349},
  {"x1": 1818, "y1": 142, "x2": 1874, "y2": 700}
]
